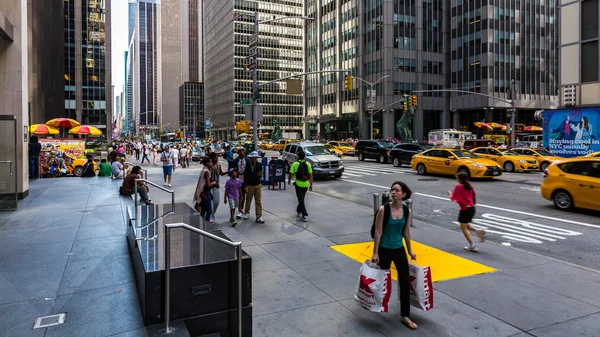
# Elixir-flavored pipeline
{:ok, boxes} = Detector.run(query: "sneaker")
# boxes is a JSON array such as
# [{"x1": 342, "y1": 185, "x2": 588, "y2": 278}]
[
  {"x1": 209, "y1": 221, "x2": 215, "y2": 225},
  {"x1": 164, "y1": 183, "x2": 168, "y2": 186},
  {"x1": 301, "y1": 216, "x2": 308, "y2": 222},
  {"x1": 256, "y1": 217, "x2": 265, "y2": 223},
  {"x1": 236, "y1": 212, "x2": 243, "y2": 219},
  {"x1": 464, "y1": 245, "x2": 479, "y2": 252},
  {"x1": 243, "y1": 213, "x2": 249, "y2": 220},
  {"x1": 168, "y1": 184, "x2": 172, "y2": 187},
  {"x1": 230, "y1": 219, "x2": 237, "y2": 226},
  {"x1": 296, "y1": 212, "x2": 302, "y2": 218}
]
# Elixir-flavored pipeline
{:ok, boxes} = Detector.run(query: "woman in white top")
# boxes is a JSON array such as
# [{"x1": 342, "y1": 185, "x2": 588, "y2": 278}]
[{"x1": 571, "y1": 117, "x2": 593, "y2": 142}]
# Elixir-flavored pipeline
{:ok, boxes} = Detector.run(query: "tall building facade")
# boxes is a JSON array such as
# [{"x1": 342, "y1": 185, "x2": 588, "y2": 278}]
[
  {"x1": 559, "y1": 0, "x2": 600, "y2": 106},
  {"x1": 64, "y1": 0, "x2": 112, "y2": 139},
  {"x1": 180, "y1": 0, "x2": 204, "y2": 137},
  {"x1": 159, "y1": 0, "x2": 182, "y2": 131},
  {"x1": 204, "y1": 0, "x2": 305, "y2": 140},
  {"x1": 179, "y1": 82, "x2": 205, "y2": 137},
  {"x1": 305, "y1": 0, "x2": 558, "y2": 141}
]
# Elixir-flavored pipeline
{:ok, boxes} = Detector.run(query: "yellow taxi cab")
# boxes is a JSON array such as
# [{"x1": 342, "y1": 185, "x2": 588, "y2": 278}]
[
  {"x1": 541, "y1": 157, "x2": 600, "y2": 211},
  {"x1": 470, "y1": 147, "x2": 538, "y2": 172},
  {"x1": 65, "y1": 155, "x2": 98, "y2": 176},
  {"x1": 584, "y1": 151, "x2": 600, "y2": 158},
  {"x1": 273, "y1": 139, "x2": 293, "y2": 152},
  {"x1": 410, "y1": 148, "x2": 502, "y2": 179},
  {"x1": 324, "y1": 144, "x2": 343, "y2": 158},
  {"x1": 259, "y1": 140, "x2": 274, "y2": 150},
  {"x1": 512, "y1": 148, "x2": 563, "y2": 171},
  {"x1": 326, "y1": 141, "x2": 355, "y2": 156}
]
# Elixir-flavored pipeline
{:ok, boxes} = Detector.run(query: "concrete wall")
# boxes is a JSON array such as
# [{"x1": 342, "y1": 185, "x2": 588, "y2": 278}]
[{"x1": 0, "y1": 0, "x2": 29, "y2": 198}]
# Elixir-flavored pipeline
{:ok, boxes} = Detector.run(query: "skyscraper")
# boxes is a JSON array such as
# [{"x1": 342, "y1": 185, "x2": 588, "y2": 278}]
[
  {"x1": 64, "y1": 0, "x2": 112, "y2": 139},
  {"x1": 180, "y1": 0, "x2": 204, "y2": 137},
  {"x1": 159, "y1": 0, "x2": 182, "y2": 131},
  {"x1": 204, "y1": 0, "x2": 305, "y2": 140}
]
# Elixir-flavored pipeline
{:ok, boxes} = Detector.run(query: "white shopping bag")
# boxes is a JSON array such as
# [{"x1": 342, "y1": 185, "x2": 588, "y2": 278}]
[
  {"x1": 408, "y1": 263, "x2": 434, "y2": 311},
  {"x1": 354, "y1": 261, "x2": 392, "y2": 312}
]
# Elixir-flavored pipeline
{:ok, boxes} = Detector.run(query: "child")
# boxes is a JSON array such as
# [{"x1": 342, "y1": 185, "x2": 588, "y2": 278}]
[
  {"x1": 224, "y1": 168, "x2": 242, "y2": 226},
  {"x1": 98, "y1": 158, "x2": 112, "y2": 177}
]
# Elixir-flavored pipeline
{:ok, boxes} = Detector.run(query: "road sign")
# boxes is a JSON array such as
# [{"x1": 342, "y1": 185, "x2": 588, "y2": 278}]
[
  {"x1": 205, "y1": 119, "x2": 211, "y2": 129},
  {"x1": 240, "y1": 99, "x2": 252, "y2": 105},
  {"x1": 249, "y1": 34, "x2": 258, "y2": 48},
  {"x1": 367, "y1": 102, "x2": 375, "y2": 110},
  {"x1": 244, "y1": 105, "x2": 263, "y2": 121}
]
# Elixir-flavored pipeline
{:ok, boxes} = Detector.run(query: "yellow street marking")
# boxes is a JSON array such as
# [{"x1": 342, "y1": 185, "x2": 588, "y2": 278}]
[{"x1": 330, "y1": 241, "x2": 496, "y2": 282}]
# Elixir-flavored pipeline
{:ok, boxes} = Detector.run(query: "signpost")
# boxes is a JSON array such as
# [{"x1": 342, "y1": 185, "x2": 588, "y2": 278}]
[{"x1": 240, "y1": 99, "x2": 252, "y2": 105}]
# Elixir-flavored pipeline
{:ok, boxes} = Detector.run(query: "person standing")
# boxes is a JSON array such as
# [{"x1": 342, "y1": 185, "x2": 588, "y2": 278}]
[
  {"x1": 160, "y1": 145, "x2": 176, "y2": 187},
  {"x1": 232, "y1": 149, "x2": 250, "y2": 218},
  {"x1": 371, "y1": 181, "x2": 418, "y2": 330},
  {"x1": 448, "y1": 171, "x2": 486, "y2": 252},
  {"x1": 152, "y1": 145, "x2": 158, "y2": 165},
  {"x1": 243, "y1": 151, "x2": 264, "y2": 223},
  {"x1": 141, "y1": 144, "x2": 151, "y2": 164},
  {"x1": 179, "y1": 145, "x2": 188, "y2": 168},
  {"x1": 207, "y1": 152, "x2": 227, "y2": 224},
  {"x1": 224, "y1": 145, "x2": 234, "y2": 170},
  {"x1": 109, "y1": 145, "x2": 119, "y2": 164},
  {"x1": 288, "y1": 150, "x2": 313, "y2": 222},
  {"x1": 134, "y1": 142, "x2": 141, "y2": 160},
  {"x1": 193, "y1": 157, "x2": 216, "y2": 221},
  {"x1": 28, "y1": 136, "x2": 42, "y2": 179},
  {"x1": 224, "y1": 169, "x2": 242, "y2": 226}
]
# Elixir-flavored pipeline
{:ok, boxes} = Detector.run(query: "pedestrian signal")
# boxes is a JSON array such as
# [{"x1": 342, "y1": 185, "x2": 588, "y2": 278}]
[{"x1": 344, "y1": 76, "x2": 353, "y2": 90}]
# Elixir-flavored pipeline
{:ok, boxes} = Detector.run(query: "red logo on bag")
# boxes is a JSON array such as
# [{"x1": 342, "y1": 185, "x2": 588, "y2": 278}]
[
  {"x1": 360, "y1": 275, "x2": 376, "y2": 294},
  {"x1": 409, "y1": 275, "x2": 416, "y2": 292}
]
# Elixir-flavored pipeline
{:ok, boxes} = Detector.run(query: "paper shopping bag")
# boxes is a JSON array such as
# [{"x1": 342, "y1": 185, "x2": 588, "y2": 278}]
[
  {"x1": 408, "y1": 263, "x2": 434, "y2": 311},
  {"x1": 354, "y1": 261, "x2": 392, "y2": 312}
]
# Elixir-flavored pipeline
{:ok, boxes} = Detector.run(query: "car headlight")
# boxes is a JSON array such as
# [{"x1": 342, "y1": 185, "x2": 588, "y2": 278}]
[
  {"x1": 519, "y1": 160, "x2": 527, "y2": 163},
  {"x1": 471, "y1": 164, "x2": 485, "y2": 168},
  {"x1": 313, "y1": 161, "x2": 320, "y2": 168}
]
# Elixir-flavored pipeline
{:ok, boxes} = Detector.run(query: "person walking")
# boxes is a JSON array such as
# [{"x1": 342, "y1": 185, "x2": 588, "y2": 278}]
[
  {"x1": 28, "y1": 136, "x2": 42, "y2": 179},
  {"x1": 152, "y1": 145, "x2": 158, "y2": 165},
  {"x1": 288, "y1": 150, "x2": 313, "y2": 222},
  {"x1": 134, "y1": 142, "x2": 141, "y2": 160},
  {"x1": 179, "y1": 145, "x2": 188, "y2": 168},
  {"x1": 208, "y1": 152, "x2": 227, "y2": 225},
  {"x1": 243, "y1": 151, "x2": 264, "y2": 223},
  {"x1": 448, "y1": 171, "x2": 486, "y2": 252},
  {"x1": 224, "y1": 168, "x2": 242, "y2": 226},
  {"x1": 193, "y1": 157, "x2": 216, "y2": 222},
  {"x1": 371, "y1": 181, "x2": 418, "y2": 330},
  {"x1": 224, "y1": 145, "x2": 234, "y2": 170},
  {"x1": 232, "y1": 149, "x2": 250, "y2": 219},
  {"x1": 160, "y1": 145, "x2": 176, "y2": 187},
  {"x1": 141, "y1": 144, "x2": 151, "y2": 164}
]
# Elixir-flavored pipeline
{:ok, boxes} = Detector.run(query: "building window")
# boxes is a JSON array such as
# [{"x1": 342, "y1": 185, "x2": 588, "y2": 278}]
[
  {"x1": 394, "y1": 57, "x2": 417, "y2": 72},
  {"x1": 581, "y1": 0, "x2": 599, "y2": 41},
  {"x1": 581, "y1": 41, "x2": 599, "y2": 83}
]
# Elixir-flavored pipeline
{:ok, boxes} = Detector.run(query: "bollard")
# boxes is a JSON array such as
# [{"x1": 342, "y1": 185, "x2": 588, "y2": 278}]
[
  {"x1": 381, "y1": 191, "x2": 390, "y2": 204},
  {"x1": 406, "y1": 199, "x2": 414, "y2": 227},
  {"x1": 373, "y1": 193, "x2": 380, "y2": 215}
]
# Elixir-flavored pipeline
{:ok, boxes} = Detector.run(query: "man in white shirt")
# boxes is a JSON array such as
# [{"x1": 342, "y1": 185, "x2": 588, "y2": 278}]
[
  {"x1": 179, "y1": 146, "x2": 188, "y2": 168},
  {"x1": 111, "y1": 158, "x2": 128, "y2": 179},
  {"x1": 160, "y1": 145, "x2": 176, "y2": 187}
]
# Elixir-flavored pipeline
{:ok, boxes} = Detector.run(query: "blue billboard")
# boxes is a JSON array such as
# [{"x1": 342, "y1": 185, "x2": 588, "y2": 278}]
[{"x1": 543, "y1": 108, "x2": 600, "y2": 157}]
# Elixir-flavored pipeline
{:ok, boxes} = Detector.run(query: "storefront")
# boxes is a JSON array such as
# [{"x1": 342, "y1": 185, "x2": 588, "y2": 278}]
[{"x1": 318, "y1": 113, "x2": 359, "y2": 140}]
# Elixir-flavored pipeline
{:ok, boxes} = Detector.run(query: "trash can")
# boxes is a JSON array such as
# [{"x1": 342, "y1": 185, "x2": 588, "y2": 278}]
[{"x1": 268, "y1": 159, "x2": 286, "y2": 190}]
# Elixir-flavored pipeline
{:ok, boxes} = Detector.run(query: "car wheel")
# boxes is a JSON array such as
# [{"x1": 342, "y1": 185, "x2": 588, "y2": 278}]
[
  {"x1": 503, "y1": 161, "x2": 515, "y2": 172},
  {"x1": 334, "y1": 174, "x2": 342, "y2": 178},
  {"x1": 553, "y1": 190, "x2": 573, "y2": 211},
  {"x1": 540, "y1": 162, "x2": 550, "y2": 171},
  {"x1": 416, "y1": 163, "x2": 427, "y2": 175},
  {"x1": 393, "y1": 157, "x2": 401, "y2": 167},
  {"x1": 358, "y1": 153, "x2": 365, "y2": 161},
  {"x1": 458, "y1": 167, "x2": 470, "y2": 179},
  {"x1": 73, "y1": 166, "x2": 84, "y2": 177},
  {"x1": 378, "y1": 154, "x2": 386, "y2": 163}
]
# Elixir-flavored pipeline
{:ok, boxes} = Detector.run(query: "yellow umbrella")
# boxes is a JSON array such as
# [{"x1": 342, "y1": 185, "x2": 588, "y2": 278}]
[
  {"x1": 69, "y1": 125, "x2": 103, "y2": 136},
  {"x1": 46, "y1": 118, "x2": 81, "y2": 128},
  {"x1": 30, "y1": 124, "x2": 59, "y2": 135}
]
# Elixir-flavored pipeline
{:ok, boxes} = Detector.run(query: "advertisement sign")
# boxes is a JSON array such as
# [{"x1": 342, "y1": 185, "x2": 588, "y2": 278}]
[
  {"x1": 39, "y1": 139, "x2": 87, "y2": 158},
  {"x1": 543, "y1": 108, "x2": 600, "y2": 157}
]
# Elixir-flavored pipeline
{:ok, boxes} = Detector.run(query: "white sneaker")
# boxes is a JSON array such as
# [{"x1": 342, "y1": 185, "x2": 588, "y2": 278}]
[
  {"x1": 168, "y1": 184, "x2": 172, "y2": 187},
  {"x1": 164, "y1": 183, "x2": 168, "y2": 186},
  {"x1": 236, "y1": 212, "x2": 243, "y2": 219},
  {"x1": 296, "y1": 212, "x2": 302, "y2": 218},
  {"x1": 256, "y1": 217, "x2": 265, "y2": 223},
  {"x1": 301, "y1": 216, "x2": 308, "y2": 222},
  {"x1": 464, "y1": 245, "x2": 479, "y2": 252},
  {"x1": 243, "y1": 213, "x2": 249, "y2": 220}
]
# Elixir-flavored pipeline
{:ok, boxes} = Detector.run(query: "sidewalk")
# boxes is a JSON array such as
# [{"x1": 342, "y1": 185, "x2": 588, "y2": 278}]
[{"x1": 1, "y1": 163, "x2": 599, "y2": 337}]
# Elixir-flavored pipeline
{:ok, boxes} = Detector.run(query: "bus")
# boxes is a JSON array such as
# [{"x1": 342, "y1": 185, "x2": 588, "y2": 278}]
[
  {"x1": 160, "y1": 133, "x2": 176, "y2": 143},
  {"x1": 428, "y1": 129, "x2": 475, "y2": 148}
]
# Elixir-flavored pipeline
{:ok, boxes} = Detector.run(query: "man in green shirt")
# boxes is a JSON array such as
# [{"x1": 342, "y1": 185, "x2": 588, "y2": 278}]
[
  {"x1": 288, "y1": 149, "x2": 313, "y2": 222},
  {"x1": 98, "y1": 159, "x2": 112, "y2": 177}
]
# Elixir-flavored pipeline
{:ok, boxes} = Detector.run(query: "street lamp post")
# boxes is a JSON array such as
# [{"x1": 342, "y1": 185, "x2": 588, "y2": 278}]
[{"x1": 352, "y1": 75, "x2": 389, "y2": 139}]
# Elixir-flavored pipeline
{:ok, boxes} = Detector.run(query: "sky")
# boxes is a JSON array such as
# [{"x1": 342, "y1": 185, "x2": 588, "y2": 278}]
[{"x1": 111, "y1": 0, "x2": 129, "y2": 102}]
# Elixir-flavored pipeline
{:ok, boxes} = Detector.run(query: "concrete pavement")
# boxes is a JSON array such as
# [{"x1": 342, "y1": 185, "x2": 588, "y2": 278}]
[{"x1": 1, "y1": 158, "x2": 599, "y2": 337}]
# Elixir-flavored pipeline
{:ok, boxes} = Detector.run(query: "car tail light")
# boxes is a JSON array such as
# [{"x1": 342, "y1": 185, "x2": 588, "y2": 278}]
[{"x1": 542, "y1": 169, "x2": 549, "y2": 178}]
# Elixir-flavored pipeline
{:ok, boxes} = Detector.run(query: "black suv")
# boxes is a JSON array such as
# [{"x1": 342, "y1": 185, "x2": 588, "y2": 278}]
[
  {"x1": 389, "y1": 143, "x2": 433, "y2": 167},
  {"x1": 355, "y1": 140, "x2": 396, "y2": 163}
]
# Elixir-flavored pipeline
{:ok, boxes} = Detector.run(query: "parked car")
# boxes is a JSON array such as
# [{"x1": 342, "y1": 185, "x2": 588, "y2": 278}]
[
  {"x1": 281, "y1": 142, "x2": 344, "y2": 178},
  {"x1": 541, "y1": 158, "x2": 600, "y2": 211},
  {"x1": 355, "y1": 140, "x2": 396, "y2": 163},
  {"x1": 389, "y1": 143, "x2": 431, "y2": 167},
  {"x1": 463, "y1": 139, "x2": 497, "y2": 150}
]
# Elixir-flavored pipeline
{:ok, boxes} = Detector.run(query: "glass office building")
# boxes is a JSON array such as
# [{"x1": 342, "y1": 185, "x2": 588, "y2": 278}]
[
  {"x1": 64, "y1": 0, "x2": 112, "y2": 137},
  {"x1": 179, "y1": 82, "x2": 205, "y2": 138},
  {"x1": 204, "y1": 0, "x2": 305, "y2": 140}
]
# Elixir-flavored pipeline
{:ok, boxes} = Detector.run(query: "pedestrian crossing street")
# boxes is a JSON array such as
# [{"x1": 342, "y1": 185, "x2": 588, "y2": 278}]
[{"x1": 341, "y1": 162, "x2": 415, "y2": 179}]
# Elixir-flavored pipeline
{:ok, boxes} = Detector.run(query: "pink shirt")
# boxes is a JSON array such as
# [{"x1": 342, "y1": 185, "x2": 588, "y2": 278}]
[
  {"x1": 564, "y1": 122, "x2": 570, "y2": 134},
  {"x1": 451, "y1": 184, "x2": 476, "y2": 211}
]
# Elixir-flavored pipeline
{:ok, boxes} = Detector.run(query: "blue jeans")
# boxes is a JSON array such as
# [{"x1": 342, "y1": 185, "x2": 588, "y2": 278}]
[{"x1": 29, "y1": 157, "x2": 39, "y2": 178}]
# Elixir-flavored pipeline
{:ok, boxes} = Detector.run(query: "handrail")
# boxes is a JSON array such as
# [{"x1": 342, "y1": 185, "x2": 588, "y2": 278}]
[
  {"x1": 134, "y1": 179, "x2": 175, "y2": 213},
  {"x1": 125, "y1": 162, "x2": 147, "y2": 179},
  {"x1": 161, "y1": 222, "x2": 243, "y2": 336}
]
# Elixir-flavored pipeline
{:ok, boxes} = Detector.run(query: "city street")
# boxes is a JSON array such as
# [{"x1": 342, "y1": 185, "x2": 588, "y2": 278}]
[{"x1": 318, "y1": 155, "x2": 600, "y2": 271}]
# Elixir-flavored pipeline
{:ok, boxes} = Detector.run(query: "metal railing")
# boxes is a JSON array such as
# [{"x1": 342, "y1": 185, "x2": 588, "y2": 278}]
[
  {"x1": 161, "y1": 222, "x2": 243, "y2": 336},
  {"x1": 124, "y1": 162, "x2": 147, "y2": 179},
  {"x1": 373, "y1": 192, "x2": 414, "y2": 227},
  {"x1": 134, "y1": 179, "x2": 175, "y2": 219}
]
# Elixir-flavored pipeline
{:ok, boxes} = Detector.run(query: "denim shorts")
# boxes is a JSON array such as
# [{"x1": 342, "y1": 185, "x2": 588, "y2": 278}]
[
  {"x1": 162, "y1": 165, "x2": 173, "y2": 176},
  {"x1": 228, "y1": 198, "x2": 238, "y2": 209}
]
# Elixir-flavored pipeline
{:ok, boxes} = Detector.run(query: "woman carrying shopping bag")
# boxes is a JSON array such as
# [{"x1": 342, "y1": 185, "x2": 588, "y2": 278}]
[{"x1": 372, "y1": 181, "x2": 418, "y2": 330}]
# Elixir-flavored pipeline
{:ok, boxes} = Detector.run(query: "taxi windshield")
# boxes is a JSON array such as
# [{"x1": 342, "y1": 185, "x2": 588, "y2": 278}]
[
  {"x1": 499, "y1": 149, "x2": 519, "y2": 156},
  {"x1": 304, "y1": 146, "x2": 331, "y2": 156},
  {"x1": 339, "y1": 142, "x2": 351, "y2": 147},
  {"x1": 535, "y1": 150, "x2": 554, "y2": 156},
  {"x1": 452, "y1": 150, "x2": 479, "y2": 158}
]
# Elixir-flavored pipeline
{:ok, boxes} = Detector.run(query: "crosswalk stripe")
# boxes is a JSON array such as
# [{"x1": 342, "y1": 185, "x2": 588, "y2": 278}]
[
  {"x1": 343, "y1": 169, "x2": 377, "y2": 176},
  {"x1": 344, "y1": 167, "x2": 393, "y2": 175},
  {"x1": 341, "y1": 171, "x2": 362, "y2": 177}
]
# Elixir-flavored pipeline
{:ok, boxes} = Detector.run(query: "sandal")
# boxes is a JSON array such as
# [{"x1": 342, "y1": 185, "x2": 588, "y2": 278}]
[{"x1": 401, "y1": 318, "x2": 418, "y2": 330}]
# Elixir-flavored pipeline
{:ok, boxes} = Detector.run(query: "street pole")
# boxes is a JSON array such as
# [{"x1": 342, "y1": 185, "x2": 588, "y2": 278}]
[
  {"x1": 252, "y1": 12, "x2": 259, "y2": 150},
  {"x1": 510, "y1": 79, "x2": 516, "y2": 147},
  {"x1": 370, "y1": 84, "x2": 374, "y2": 140}
]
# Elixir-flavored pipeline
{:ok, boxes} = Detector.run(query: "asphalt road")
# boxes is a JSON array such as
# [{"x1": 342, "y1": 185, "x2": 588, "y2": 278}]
[{"x1": 313, "y1": 155, "x2": 600, "y2": 271}]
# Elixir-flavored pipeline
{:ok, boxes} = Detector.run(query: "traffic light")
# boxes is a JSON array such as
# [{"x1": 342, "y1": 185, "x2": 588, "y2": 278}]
[
  {"x1": 344, "y1": 76, "x2": 353, "y2": 90},
  {"x1": 410, "y1": 95, "x2": 418, "y2": 106},
  {"x1": 403, "y1": 100, "x2": 408, "y2": 111}
]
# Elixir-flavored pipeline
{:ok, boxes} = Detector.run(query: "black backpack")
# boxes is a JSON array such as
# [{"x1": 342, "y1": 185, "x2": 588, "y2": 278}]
[
  {"x1": 295, "y1": 160, "x2": 309, "y2": 181},
  {"x1": 370, "y1": 203, "x2": 409, "y2": 238}
]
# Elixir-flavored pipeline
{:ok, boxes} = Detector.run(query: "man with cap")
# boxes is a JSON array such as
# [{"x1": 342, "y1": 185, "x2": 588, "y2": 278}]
[{"x1": 243, "y1": 151, "x2": 264, "y2": 223}]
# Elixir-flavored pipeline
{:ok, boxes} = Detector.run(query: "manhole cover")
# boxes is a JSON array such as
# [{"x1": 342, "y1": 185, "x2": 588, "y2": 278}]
[
  {"x1": 33, "y1": 313, "x2": 66, "y2": 329},
  {"x1": 78, "y1": 210, "x2": 92, "y2": 214},
  {"x1": 418, "y1": 178, "x2": 439, "y2": 181}
]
